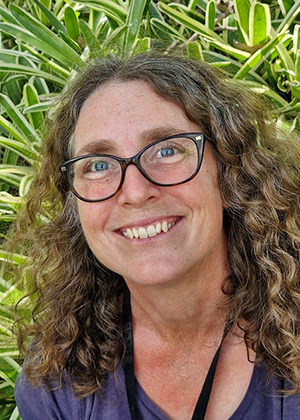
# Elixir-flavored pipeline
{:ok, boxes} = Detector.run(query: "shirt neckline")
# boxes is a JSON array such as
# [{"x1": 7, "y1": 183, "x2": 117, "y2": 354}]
[{"x1": 135, "y1": 363, "x2": 259, "y2": 420}]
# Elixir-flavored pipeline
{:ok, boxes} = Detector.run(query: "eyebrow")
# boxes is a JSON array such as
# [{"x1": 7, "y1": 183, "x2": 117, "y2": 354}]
[
  {"x1": 75, "y1": 139, "x2": 116, "y2": 156},
  {"x1": 74, "y1": 127, "x2": 189, "y2": 157}
]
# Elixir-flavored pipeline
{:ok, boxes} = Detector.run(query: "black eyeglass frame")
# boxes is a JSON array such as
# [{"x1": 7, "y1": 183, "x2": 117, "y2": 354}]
[{"x1": 60, "y1": 132, "x2": 205, "y2": 203}]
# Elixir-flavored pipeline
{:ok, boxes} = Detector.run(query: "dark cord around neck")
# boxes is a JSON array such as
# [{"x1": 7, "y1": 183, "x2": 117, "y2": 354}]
[{"x1": 122, "y1": 288, "x2": 228, "y2": 420}]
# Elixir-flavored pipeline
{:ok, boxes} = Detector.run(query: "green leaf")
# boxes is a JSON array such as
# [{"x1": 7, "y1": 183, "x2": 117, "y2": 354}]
[
  {"x1": 64, "y1": 7, "x2": 80, "y2": 41},
  {"x1": 0, "y1": 116, "x2": 30, "y2": 146},
  {"x1": 79, "y1": 19, "x2": 102, "y2": 57},
  {"x1": 0, "y1": 94, "x2": 40, "y2": 145},
  {"x1": 290, "y1": 80, "x2": 300, "y2": 100},
  {"x1": 0, "y1": 357, "x2": 22, "y2": 382},
  {"x1": 249, "y1": 2, "x2": 270, "y2": 47},
  {"x1": 38, "y1": 0, "x2": 51, "y2": 26},
  {"x1": 0, "y1": 23, "x2": 64, "y2": 69},
  {"x1": 23, "y1": 101, "x2": 53, "y2": 114},
  {"x1": 186, "y1": 41, "x2": 204, "y2": 61},
  {"x1": 234, "y1": 33, "x2": 286, "y2": 79},
  {"x1": 68, "y1": 0, "x2": 126, "y2": 24},
  {"x1": 3, "y1": 356, "x2": 22, "y2": 373},
  {"x1": 132, "y1": 37, "x2": 151, "y2": 55},
  {"x1": 1, "y1": 149, "x2": 18, "y2": 170},
  {"x1": 100, "y1": 24, "x2": 127, "y2": 48},
  {"x1": 0, "y1": 250, "x2": 28, "y2": 265},
  {"x1": 21, "y1": 45, "x2": 71, "y2": 79},
  {"x1": 207, "y1": 39, "x2": 250, "y2": 62},
  {"x1": 32, "y1": 75, "x2": 50, "y2": 97},
  {"x1": 296, "y1": 52, "x2": 300, "y2": 83},
  {"x1": 205, "y1": 0, "x2": 215, "y2": 32},
  {"x1": 0, "y1": 285, "x2": 22, "y2": 306},
  {"x1": 1, "y1": 81, "x2": 23, "y2": 106},
  {"x1": 19, "y1": 174, "x2": 34, "y2": 198},
  {"x1": 158, "y1": 3, "x2": 250, "y2": 61},
  {"x1": 0, "y1": 193, "x2": 23, "y2": 212},
  {"x1": 31, "y1": 0, "x2": 67, "y2": 34},
  {"x1": 0, "y1": 151, "x2": 19, "y2": 193},
  {"x1": 164, "y1": 3, "x2": 205, "y2": 25},
  {"x1": 233, "y1": 0, "x2": 251, "y2": 45},
  {"x1": 241, "y1": 80, "x2": 290, "y2": 108},
  {"x1": 188, "y1": 0, "x2": 203, "y2": 11},
  {"x1": 0, "y1": 6, "x2": 20, "y2": 26},
  {"x1": 0, "y1": 175, "x2": 20, "y2": 189},
  {"x1": 59, "y1": 30, "x2": 81, "y2": 53},
  {"x1": 7, "y1": 405, "x2": 21, "y2": 420},
  {"x1": 0, "y1": 50, "x2": 40, "y2": 66},
  {"x1": 150, "y1": 18, "x2": 183, "y2": 42},
  {"x1": 148, "y1": 2, "x2": 164, "y2": 21},
  {"x1": 9, "y1": 5, "x2": 83, "y2": 69},
  {"x1": 0, "y1": 63, "x2": 66, "y2": 86},
  {"x1": 293, "y1": 24, "x2": 300, "y2": 56},
  {"x1": 275, "y1": 1, "x2": 300, "y2": 35},
  {"x1": 123, "y1": 0, "x2": 148, "y2": 56},
  {"x1": 159, "y1": 2, "x2": 219, "y2": 41},
  {"x1": 0, "y1": 137, "x2": 36, "y2": 163},
  {"x1": 278, "y1": 0, "x2": 295, "y2": 16},
  {"x1": 269, "y1": 28, "x2": 294, "y2": 74},
  {"x1": 0, "y1": 165, "x2": 32, "y2": 176},
  {"x1": 23, "y1": 83, "x2": 44, "y2": 133}
]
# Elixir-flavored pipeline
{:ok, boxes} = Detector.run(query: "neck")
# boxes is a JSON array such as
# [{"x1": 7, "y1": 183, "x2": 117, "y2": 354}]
[{"x1": 127, "y1": 269, "x2": 229, "y2": 345}]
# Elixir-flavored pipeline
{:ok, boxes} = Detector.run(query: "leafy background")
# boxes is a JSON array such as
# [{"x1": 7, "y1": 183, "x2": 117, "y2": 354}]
[{"x1": 0, "y1": 0, "x2": 299, "y2": 418}]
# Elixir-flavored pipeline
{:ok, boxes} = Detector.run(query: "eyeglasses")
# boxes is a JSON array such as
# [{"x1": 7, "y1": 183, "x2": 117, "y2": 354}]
[{"x1": 60, "y1": 133, "x2": 205, "y2": 202}]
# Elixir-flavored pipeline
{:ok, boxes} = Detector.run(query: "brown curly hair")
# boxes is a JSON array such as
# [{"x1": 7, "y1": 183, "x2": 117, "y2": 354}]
[{"x1": 11, "y1": 53, "x2": 300, "y2": 397}]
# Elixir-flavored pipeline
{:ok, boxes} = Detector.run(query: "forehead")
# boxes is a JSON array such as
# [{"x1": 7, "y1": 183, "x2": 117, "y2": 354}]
[{"x1": 73, "y1": 80, "x2": 200, "y2": 156}]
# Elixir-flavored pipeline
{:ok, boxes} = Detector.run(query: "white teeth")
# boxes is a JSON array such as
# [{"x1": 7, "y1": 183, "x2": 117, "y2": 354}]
[
  {"x1": 138, "y1": 227, "x2": 148, "y2": 239},
  {"x1": 162, "y1": 221, "x2": 168, "y2": 232},
  {"x1": 147, "y1": 225, "x2": 157, "y2": 237},
  {"x1": 126, "y1": 228, "x2": 134, "y2": 239},
  {"x1": 123, "y1": 221, "x2": 175, "y2": 239},
  {"x1": 132, "y1": 228, "x2": 139, "y2": 238}
]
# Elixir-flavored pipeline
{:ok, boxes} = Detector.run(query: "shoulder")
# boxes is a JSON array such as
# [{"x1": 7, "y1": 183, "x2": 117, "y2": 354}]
[
  {"x1": 283, "y1": 393, "x2": 300, "y2": 419},
  {"x1": 14, "y1": 366, "x2": 131, "y2": 420},
  {"x1": 15, "y1": 371, "x2": 83, "y2": 420},
  {"x1": 230, "y1": 363, "x2": 300, "y2": 420},
  {"x1": 282, "y1": 377, "x2": 300, "y2": 420}
]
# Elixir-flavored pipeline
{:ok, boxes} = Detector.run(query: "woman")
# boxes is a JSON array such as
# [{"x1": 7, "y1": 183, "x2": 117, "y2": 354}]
[{"x1": 14, "y1": 53, "x2": 300, "y2": 419}]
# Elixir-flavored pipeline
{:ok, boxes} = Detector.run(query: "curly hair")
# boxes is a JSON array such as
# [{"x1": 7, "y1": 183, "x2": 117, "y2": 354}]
[{"x1": 11, "y1": 53, "x2": 300, "y2": 397}]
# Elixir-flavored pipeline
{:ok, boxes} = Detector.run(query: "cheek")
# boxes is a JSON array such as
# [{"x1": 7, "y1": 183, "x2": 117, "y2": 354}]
[
  {"x1": 77, "y1": 202, "x2": 121, "y2": 273},
  {"x1": 188, "y1": 172, "x2": 224, "y2": 233},
  {"x1": 191, "y1": 169, "x2": 222, "y2": 207},
  {"x1": 77, "y1": 203, "x2": 91, "y2": 231},
  {"x1": 77, "y1": 202, "x2": 108, "y2": 240}
]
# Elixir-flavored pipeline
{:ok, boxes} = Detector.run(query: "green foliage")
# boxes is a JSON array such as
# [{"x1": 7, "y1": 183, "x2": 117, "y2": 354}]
[
  {"x1": 0, "y1": 0, "x2": 299, "y2": 418},
  {"x1": 0, "y1": 254, "x2": 24, "y2": 420}
]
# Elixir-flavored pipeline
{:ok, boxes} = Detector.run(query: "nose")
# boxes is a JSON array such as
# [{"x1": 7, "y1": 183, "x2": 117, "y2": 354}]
[{"x1": 116, "y1": 163, "x2": 161, "y2": 206}]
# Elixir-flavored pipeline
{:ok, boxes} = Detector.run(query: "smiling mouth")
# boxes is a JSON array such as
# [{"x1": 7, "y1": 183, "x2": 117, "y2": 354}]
[{"x1": 122, "y1": 220, "x2": 176, "y2": 240}]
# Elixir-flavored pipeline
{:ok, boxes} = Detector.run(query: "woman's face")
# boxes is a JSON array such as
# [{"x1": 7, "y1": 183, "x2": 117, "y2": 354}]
[{"x1": 73, "y1": 80, "x2": 228, "y2": 289}]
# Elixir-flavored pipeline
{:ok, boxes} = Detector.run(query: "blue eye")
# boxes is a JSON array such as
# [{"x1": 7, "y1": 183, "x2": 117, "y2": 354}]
[
  {"x1": 159, "y1": 147, "x2": 175, "y2": 157},
  {"x1": 75, "y1": 156, "x2": 120, "y2": 183},
  {"x1": 92, "y1": 161, "x2": 108, "y2": 171}
]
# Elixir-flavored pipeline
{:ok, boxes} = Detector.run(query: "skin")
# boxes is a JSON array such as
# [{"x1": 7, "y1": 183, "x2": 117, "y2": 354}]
[{"x1": 74, "y1": 80, "x2": 254, "y2": 420}]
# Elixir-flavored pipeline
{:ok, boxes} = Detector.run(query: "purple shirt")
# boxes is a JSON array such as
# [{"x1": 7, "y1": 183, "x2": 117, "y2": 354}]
[{"x1": 15, "y1": 363, "x2": 300, "y2": 419}]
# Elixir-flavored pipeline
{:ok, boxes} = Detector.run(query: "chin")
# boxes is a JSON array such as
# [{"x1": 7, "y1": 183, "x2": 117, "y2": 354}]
[{"x1": 122, "y1": 269, "x2": 182, "y2": 288}]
